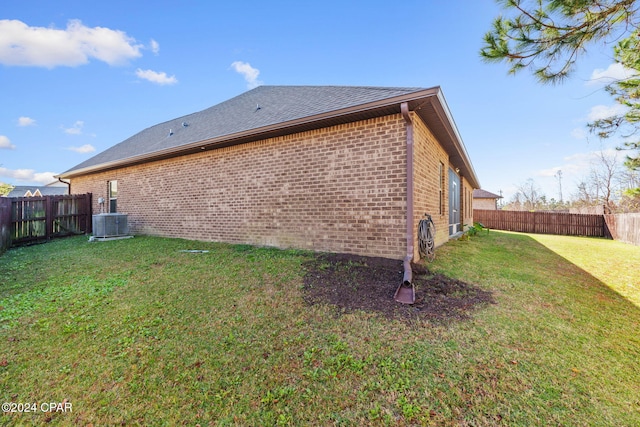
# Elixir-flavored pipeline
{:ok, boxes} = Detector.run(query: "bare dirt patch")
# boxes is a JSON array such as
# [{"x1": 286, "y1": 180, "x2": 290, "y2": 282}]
[{"x1": 302, "y1": 253, "x2": 495, "y2": 323}]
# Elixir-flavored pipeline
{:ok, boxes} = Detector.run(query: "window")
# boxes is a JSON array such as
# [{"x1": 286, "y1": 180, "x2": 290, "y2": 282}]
[
  {"x1": 448, "y1": 168, "x2": 460, "y2": 235},
  {"x1": 108, "y1": 180, "x2": 118, "y2": 213}
]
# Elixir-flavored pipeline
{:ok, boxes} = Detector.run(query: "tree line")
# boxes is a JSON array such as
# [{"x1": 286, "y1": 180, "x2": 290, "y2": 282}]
[{"x1": 503, "y1": 151, "x2": 640, "y2": 212}]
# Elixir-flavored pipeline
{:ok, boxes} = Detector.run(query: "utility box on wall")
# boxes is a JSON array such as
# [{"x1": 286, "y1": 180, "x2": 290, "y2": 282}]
[{"x1": 92, "y1": 213, "x2": 129, "y2": 238}]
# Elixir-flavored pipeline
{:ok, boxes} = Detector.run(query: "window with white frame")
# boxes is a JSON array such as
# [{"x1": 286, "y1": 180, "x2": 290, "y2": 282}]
[{"x1": 108, "y1": 180, "x2": 118, "y2": 213}]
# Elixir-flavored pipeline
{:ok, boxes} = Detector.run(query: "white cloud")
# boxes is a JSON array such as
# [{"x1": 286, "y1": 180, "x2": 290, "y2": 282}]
[
  {"x1": 537, "y1": 166, "x2": 563, "y2": 178},
  {"x1": 66, "y1": 144, "x2": 95, "y2": 153},
  {"x1": 570, "y1": 127, "x2": 587, "y2": 140},
  {"x1": 150, "y1": 39, "x2": 160, "y2": 55},
  {"x1": 537, "y1": 148, "x2": 621, "y2": 178},
  {"x1": 555, "y1": 152, "x2": 595, "y2": 175},
  {"x1": 135, "y1": 68, "x2": 178, "y2": 85},
  {"x1": 62, "y1": 120, "x2": 84, "y2": 135},
  {"x1": 0, "y1": 135, "x2": 16, "y2": 149},
  {"x1": 0, "y1": 167, "x2": 56, "y2": 184},
  {"x1": 588, "y1": 63, "x2": 637, "y2": 86},
  {"x1": 0, "y1": 19, "x2": 143, "y2": 68},
  {"x1": 231, "y1": 61, "x2": 262, "y2": 89},
  {"x1": 587, "y1": 104, "x2": 628, "y2": 121},
  {"x1": 570, "y1": 103, "x2": 630, "y2": 140},
  {"x1": 17, "y1": 116, "x2": 36, "y2": 127}
]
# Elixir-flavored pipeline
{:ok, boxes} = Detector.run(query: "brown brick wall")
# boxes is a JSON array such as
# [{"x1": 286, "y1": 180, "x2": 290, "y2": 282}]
[
  {"x1": 461, "y1": 177, "x2": 475, "y2": 227},
  {"x1": 72, "y1": 115, "x2": 410, "y2": 259},
  {"x1": 71, "y1": 112, "x2": 469, "y2": 260},
  {"x1": 412, "y1": 113, "x2": 451, "y2": 255}
]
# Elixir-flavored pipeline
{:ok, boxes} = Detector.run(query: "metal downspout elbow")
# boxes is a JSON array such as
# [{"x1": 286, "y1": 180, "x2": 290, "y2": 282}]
[{"x1": 58, "y1": 178, "x2": 71, "y2": 195}]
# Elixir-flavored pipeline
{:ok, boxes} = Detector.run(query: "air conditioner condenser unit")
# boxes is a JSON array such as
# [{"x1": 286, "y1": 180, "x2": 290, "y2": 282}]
[{"x1": 92, "y1": 213, "x2": 129, "y2": 238}]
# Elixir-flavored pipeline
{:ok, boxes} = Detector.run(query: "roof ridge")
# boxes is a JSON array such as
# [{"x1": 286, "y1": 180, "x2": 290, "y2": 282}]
[{"x1": 255, "y1": 84, "x2": 426, "y2": 90}]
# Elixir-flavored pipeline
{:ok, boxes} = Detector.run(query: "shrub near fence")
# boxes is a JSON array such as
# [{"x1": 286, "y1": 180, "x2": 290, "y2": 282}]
[{"x1": 474, "y1": 210, "x2": 605, "y2": 237}]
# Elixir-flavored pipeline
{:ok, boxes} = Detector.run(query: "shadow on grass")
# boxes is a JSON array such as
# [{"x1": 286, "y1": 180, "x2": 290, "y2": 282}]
[
  {"x1": 302, "y1": 231, "x2": 640, "y2": 325},
  {"x1": 435, "y1": 231, "x2": 640, "y2": 321},
  {"x1": 526, "y1": 232, "x2": 640, "y2": 309}
]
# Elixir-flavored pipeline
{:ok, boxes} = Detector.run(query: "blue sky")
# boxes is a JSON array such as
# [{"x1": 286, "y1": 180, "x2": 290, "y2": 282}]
[{"x1": 0, "y1": 0, "x2": 631, "y2": 201}]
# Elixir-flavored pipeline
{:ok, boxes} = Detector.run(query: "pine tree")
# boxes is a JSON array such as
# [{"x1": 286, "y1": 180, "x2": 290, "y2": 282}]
[{"x1": 481, "y1": 0, "x2": 640, "y2": 174}]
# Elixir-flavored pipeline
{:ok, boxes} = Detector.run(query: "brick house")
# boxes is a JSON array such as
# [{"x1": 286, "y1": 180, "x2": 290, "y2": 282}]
[
  {"x1": 473, "y1": 189, "x2": 502, "y2": 210},
  {"x1": 58, "y1": 85, "x2": 479, "y2": 265}
]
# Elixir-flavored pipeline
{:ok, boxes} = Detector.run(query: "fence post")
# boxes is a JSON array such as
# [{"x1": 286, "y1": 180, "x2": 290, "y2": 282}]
[
  {"x1": 45, "y1": 195, "x2": 53, "y2": 241},
  {"x1": 85, "y1": 193, "x2": 92, "y2": 234},
  {"x1": 0, "y1": 197, "x2": 11, "y2": 254}
]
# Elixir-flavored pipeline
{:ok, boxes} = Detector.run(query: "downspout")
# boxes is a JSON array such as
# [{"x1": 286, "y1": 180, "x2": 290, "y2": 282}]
[
  {"x1": 58, "y1": 178, "x2": 71, "y2": 195},
  {"x1": 400, "y1": 102, "x2": 414, "y2": 287}
]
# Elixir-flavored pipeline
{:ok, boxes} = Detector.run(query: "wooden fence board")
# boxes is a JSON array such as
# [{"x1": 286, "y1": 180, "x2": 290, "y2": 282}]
[
  {"x1": 0, "y1": 197, "x2": 11, "y2": 254},
  {"x1": 0, "y1": 193, "x2": 92, "y2": 247},
  {"x1": 474, "y1": 210, "x2": 605, "y2": 237},
  {"x1": 604, "y1": 213, "x2": 640, "y2": 246}
]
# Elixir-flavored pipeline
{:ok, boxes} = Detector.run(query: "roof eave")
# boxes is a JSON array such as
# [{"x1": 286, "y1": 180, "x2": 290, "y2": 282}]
[
  {"x1": 419, "y1": 90, "x2": 480, "y2": 189},
  {"x1": 57, "y1": 86, "x2": 480, "y2": 188},
  {"x1": 439, "y1": 90, "x2": 480, "y2": 187}
]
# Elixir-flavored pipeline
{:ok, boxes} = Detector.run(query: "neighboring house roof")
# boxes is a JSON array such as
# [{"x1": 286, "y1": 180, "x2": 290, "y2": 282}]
[
  {"x1": 473, "y1": 189, "x2": 502, "y2": 199},
  {"x1": 58, "y1": 85, "x2": 480, "y2": 188},
  {"x1": 6, "y1": 186, "x2": 68, "y2": 197},
  {"x1": 45, "y1": 180, "x2": 68, "y2": 187}
]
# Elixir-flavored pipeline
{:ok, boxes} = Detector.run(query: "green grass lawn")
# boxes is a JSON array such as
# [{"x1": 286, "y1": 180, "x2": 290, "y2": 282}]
[{"x1": 1, "y1": 232, "x2": 639, "y2": 426}]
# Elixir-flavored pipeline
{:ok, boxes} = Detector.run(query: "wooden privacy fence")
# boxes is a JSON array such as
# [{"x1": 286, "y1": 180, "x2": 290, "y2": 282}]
[
  {"x1": 604, "y1": 213, "x2": 640, "y2": 246},
  {"x1": 0, "y1": 193, "x2": 92, "y2": 248},
  {"x1": 473, "y1": 209, "x2": 605, "y2": 237}
]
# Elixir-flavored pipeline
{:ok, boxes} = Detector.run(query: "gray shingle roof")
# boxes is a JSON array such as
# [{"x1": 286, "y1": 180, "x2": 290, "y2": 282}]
[
  {"x1": 58, "y1": 85, "x2": 480, "y2": 188},
  {"x1": 473, "y1": 189, "x2": 502, "y2": 199},
  {"x1": 60, "y1": 85, "x2": 426, "y2": 176},
  {"x1": 6, "y1": 186, "x2": 68, "y2": 197}
]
